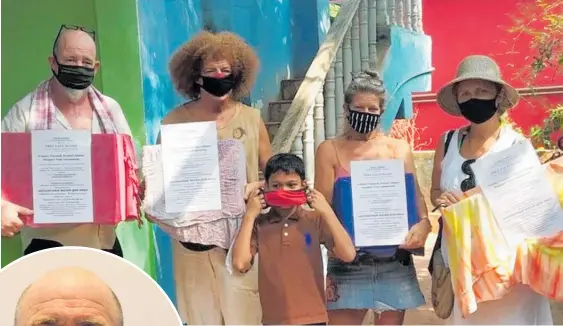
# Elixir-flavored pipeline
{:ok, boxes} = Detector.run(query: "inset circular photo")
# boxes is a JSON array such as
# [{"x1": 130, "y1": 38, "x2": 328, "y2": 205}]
[{"x1": 0, "y1": 247, "x2": 182, "y2": 326}]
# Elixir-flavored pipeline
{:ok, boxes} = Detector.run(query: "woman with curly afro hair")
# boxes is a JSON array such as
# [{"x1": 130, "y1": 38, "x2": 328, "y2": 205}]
[{"x1": 159, "y1": 31, "x2": 271, "y2": 325}]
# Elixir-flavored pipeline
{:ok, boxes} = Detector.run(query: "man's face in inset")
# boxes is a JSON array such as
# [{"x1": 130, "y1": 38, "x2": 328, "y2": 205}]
[{"x1": 15, "y1": 267, "x2": 122, "y2": 326}]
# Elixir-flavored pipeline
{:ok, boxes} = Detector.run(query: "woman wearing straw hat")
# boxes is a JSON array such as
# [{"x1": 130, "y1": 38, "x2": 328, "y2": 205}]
[{"x1": 430, "y1": 55, "x2": 553, "y2": 324}]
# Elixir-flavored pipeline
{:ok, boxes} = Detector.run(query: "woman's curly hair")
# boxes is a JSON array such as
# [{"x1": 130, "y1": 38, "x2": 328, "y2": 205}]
[{"x1": 169, "y1": 31, "x2": 260, "y2": 100}]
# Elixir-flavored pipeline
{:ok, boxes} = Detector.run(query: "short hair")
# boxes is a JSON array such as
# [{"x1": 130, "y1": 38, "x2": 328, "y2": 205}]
[
  {"x1": 344, "y1": 69, "x2": 386, "y2": 108},
  {"x1": 264, "y1": 153, "x2": 306, "y2": 182},
  {"x1": 15, "y1": 285, "x2": 124, "y2": 326},
  {"x1": 169, "y1": 31, "x2": 259, "y2": 100}
]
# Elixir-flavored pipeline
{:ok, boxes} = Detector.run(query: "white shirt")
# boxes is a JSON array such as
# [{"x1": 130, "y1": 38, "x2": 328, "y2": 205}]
[{"x1": 2, "y1": 90, "x2": 133, "y2": 250}]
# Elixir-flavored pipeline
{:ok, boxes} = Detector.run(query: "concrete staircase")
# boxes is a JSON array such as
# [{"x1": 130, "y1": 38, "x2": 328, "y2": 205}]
[{"x1": 265, "y1": 78, "x2": 303, "y2": 142}]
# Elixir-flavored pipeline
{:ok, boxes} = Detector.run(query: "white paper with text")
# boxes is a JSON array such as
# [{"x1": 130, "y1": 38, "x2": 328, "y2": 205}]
[
  {"x1": 350, "y1": 159, "x2": 409, "y2": 247},
  {"x1": 31, "y1": 130, "x2": 94, "y2": 224},
  {"x1": 472, "y1": 140, "x2": 563, "y2": 245},
  {"x1": 160, "y1": 121, "x2": 222, "y2": 213}
]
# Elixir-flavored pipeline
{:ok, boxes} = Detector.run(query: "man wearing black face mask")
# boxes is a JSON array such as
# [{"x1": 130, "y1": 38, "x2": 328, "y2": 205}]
[{"x1": 1, "y1": 25, "x2": 136, "y2": 257}]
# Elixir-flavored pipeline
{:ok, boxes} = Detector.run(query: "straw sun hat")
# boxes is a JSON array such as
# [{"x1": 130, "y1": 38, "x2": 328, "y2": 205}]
[{"x1": 437, "y1": 55, "x2": 520, "y2": 116}]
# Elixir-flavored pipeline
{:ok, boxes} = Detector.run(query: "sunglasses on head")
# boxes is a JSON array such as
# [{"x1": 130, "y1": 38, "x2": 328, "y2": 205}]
[{"x1": 52, "y1": 24, "x2": 96, "y2": 54}]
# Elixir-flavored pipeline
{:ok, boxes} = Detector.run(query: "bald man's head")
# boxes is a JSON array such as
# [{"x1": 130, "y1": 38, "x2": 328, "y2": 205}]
[
  {"x1": 49, "y1": 28, "x2": 99, "y2": 102},
  {"x1": 15, "y1": 267, "x2": 123, "y2": 326},
  {"x1": 53, "y1": 28, "x2": 97, "y2": 58}
]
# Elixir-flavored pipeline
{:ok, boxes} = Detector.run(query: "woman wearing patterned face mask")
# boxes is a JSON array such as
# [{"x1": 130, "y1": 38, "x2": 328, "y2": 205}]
[
  {"x1": 156, "y1": 31, "x2": 272, "y2": 325},
  {"x1": 429, "y1": 55, "x2": 553, "y2": 324},
  {"x1": 315, "y1": 69, "x2": 430, "y2": 325}
]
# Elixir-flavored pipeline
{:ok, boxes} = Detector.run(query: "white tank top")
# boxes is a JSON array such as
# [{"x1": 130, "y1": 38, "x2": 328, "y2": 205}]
[{"x1": 440, "y1": 125, "x2": 524, "y2": 266}]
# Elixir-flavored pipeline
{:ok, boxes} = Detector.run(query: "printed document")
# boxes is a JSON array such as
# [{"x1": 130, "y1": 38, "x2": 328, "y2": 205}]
[
  {"x1": 160, "y1": 121, "x2": 222, "y2": 213},
  {"x1": 31, "y1": 130, "x2": 94, "y2": 224},
  {"x1": 350, "y1": 159, "x2": 409, "y2": 246},
  {"x1": 472, "y1": 140, "x2": 563, "y2": 245}
]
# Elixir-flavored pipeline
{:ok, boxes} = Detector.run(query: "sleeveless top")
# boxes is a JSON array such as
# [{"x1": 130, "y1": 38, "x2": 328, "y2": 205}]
[
  {"x1": 440, "y1": 126, "x2": 524, "y2": 266},
  {"x1": 218, "y1": 103, "x2": 261, "y2": 183}
]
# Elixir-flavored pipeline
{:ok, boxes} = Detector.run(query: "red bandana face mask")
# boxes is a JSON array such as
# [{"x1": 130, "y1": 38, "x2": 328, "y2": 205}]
[{"x1": 263, "y1": 189, "x2": 308, "y2": 207}]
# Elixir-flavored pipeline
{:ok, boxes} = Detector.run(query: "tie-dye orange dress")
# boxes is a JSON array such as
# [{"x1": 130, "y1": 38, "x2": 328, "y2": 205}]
[
  {"x1": 442, "y1": 157, "x2": 563, "y2": 323},
  {"x1": 438, "y1": 127, "x2": 553, "y2": 324}
]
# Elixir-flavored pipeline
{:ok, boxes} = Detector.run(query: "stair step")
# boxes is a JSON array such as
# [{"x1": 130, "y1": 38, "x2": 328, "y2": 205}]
[
  {"x1": 280, "y1": 78, "x2": 303, "y2": 101},
  {"x1": 268, "y1": 100, "x2": 292, "y2": 123},
  {"x1": 268, "y1": 78, "x2": 303, "y2": 142},
  {"x1": 265, "y1": 121, "x2": 281, "y2": 142}
]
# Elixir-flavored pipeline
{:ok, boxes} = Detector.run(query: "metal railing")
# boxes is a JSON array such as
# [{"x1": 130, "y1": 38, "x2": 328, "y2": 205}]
[{"x1": 271, "y1": 0, "x2": 424, "y2": 184}]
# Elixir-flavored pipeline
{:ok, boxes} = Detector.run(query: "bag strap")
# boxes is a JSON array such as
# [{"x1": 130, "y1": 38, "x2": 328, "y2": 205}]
[
  {"x1": 434, "y1": 129, "x2": 455, "y2": 252},
  {"x1": 443, "y1": 129, "x2": 455, "y2": 158}
]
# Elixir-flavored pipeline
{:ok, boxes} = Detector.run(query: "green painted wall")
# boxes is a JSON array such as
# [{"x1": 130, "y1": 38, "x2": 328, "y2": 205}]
[
  {"x1": 95, "y1": 0, "x2": 145, "y2": 139},
  {"x1": 1, "y1": 0, "x2": 154, "y2": 277},
  {"x1": 94, "y1": 0, "x2": 155, "y2": 279},
  {"x1": 1, "y1": 0, "x2": 99, "y2": 111}
]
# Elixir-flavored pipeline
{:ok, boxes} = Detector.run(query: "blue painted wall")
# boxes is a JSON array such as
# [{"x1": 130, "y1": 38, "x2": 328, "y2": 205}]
[
  {"x1": 380, "y1": 27, "x2": 433, "y2": 133},
  {"x1": 291, "y1": 0, "x2": 330, "y2": 78},
  {"x1": 136, "y1": 0, "x2": 329, "y2": 308},
  {"x1": 202, "y1": 0, "x2": 329, "y2": 118},
  {"x1": 137, "y1": 0, "x2": 204, "y2": 306}
]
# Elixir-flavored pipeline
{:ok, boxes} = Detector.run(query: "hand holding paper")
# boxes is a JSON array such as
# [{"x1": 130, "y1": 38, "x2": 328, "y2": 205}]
[{"x1": 400, "y1": 218, "x2": 431, "y2": 249}]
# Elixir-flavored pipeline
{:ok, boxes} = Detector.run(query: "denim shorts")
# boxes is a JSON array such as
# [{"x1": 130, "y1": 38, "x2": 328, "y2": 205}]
[{"x1": 326, "y1": 255, "x2": 425, "y2": 311}]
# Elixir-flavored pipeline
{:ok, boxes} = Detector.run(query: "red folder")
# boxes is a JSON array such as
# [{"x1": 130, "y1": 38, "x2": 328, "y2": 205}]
[{"x1": 1, "y1": 132, "x2": 140, "y2": 226}]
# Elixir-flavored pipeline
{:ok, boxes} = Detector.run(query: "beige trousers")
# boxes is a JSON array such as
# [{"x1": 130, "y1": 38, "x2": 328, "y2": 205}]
[{"x1": 172, "y1": 241, "x2": 262, "y2": 325}]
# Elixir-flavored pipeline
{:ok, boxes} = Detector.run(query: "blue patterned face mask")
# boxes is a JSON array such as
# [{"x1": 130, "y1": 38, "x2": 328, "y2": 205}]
[{"x1": 347, "y1": 109, "x2": 381, "y2": 134}]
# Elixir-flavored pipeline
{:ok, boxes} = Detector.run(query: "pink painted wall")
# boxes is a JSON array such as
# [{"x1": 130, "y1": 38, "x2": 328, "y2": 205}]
[{"x1": 415, "y1": 0, "x2": 563, "y2": 150}]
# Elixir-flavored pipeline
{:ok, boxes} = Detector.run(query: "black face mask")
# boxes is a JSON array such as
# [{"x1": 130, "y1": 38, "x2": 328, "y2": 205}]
[
  {"x1": 52, "y1": 62, "x2": 95, "y2": 90},
  {"x1": 347, "y1": 110, "x2": 381, "y2": 134},
  {"x1": 458, "y1": 98, "x2": 498, "y2": 124},
  {"x1": 199, "y1": 74, "x2": 236, "y2": 97}
]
